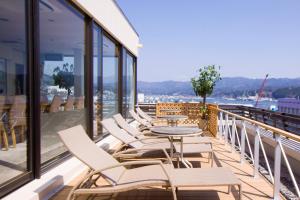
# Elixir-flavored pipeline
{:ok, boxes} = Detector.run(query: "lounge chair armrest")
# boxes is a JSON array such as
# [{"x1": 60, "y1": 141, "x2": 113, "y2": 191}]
[
  {"x1": 135, "y1": 132, "x2": 147, "y2": 137},
  {"x1": 113, "y1": 148, "x2": 172, "y2": 164},
  {"x1": 91, "y1": 160, "x2": 175, "y2": 188},
  {"x1": 122, "y1": 137, "x2": 165, "y2": 146},
  {"x1": 136, "y1": 137, "x2": 167, "y2": 143},
  {"x1": 140, "y1": 127, "x2": 150, "y2": 131},
  {"x1": 0, "y1": 113, "x2": 6, "y2": 121},
  {"x1": 91, "y1": 160, "x2": 165, "y2": 177},
  {"x1": 11, "y1": 116, "x2": 26, "y2": 119}
]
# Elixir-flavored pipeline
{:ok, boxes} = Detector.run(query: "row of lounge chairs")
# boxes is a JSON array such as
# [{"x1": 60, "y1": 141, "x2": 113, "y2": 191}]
[
  {"x1": 43, "y1": 95, "x2": 84, "y2": 113},
  {"x1": 57, "y1": 109, "x2": 242, "y2": 200}
]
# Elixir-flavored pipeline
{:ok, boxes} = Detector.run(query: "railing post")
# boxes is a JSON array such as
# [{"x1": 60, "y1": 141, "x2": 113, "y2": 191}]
[
  {"x1": 220, "y1": 112, "x2": 224, "y2": 138},
  {"x1": 253, "y1": 126, "x2": 260, "y2": 178},
  {"x1": 273, "y1": 134, "x2": 281, "y2": 200},
  {"x1": 225, "y1": 113, "x2": 229, "y2": 144},
  {"x1": 218, "y1": 111, "x2": 223, "y2": 139},
  {"x1": 231, "y1": 117, "x2": 236, "y2": 152},
  {"x1": 240, "y1": 121, "x2": 246, "y2": 164}
]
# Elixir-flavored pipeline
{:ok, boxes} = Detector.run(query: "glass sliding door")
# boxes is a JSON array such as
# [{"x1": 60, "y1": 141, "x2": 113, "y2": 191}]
[
  {"x1": 39, "y1": 0, "x2": 87, "y2": 165},
  {"x1": 93, "y1": 25, "x2": 102, "y2": 138},
  {"x1": 0, "y1": 0, "x2": 30, "y2": 186},
  {"x1": 102, "y1": 35, "x2": 120, "y2": 118},
  {"x1": 123, "y1": 52, "x2": 136, "y2": 118}
]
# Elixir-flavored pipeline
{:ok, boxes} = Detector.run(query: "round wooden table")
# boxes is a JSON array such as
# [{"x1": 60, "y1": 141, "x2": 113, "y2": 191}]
[
  {"x1": 150, "y1": 126, "x2": 202, "y2": 168},
  {"x1": 160, "y1": 108, "x2": 181, "y2": 115},
  {"x1": 158, "y1": 115, "x2": 188, "y2": 126}
]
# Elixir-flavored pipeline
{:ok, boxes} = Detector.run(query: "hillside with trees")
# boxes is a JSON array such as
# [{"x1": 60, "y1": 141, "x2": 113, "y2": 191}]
[
  {"x1": 137, "y1": 77, "x2": 300, "y2": 98},
  {"x1": 272, "y1": 87, "x2": 300, "y2": 99}
]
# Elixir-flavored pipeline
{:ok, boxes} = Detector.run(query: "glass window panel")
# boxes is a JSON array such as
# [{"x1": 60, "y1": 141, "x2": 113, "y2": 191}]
[
  {"x1": 39, "y1": 0, "x2": 86, "y2": 164},
  {"x1": 102, "y1": 35, "x2": 119, "y2": 118},
  {"x1": 0, "y1": 0, "x2": 29, "y2": 184},
  {"x1": 93, "y1": 25, "x2": 102, "y2": 138},
  {"x1": 123, "y1": 52, "x2": 135, "y2": 118}
]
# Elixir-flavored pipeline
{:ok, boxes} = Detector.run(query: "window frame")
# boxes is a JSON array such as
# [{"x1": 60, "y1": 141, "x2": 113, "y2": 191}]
[
  {"x1": 122, "y1": 50, "x2": 137, "y2": 118},
  {"x1": 39, "y1": 0, "x2": 90, "y2": 172},
  {"x1": 0, "y1": 0, "x2": 138, "y2": 197},
  {"x1": 0, "y1": 0, "x2": 36, "y2": 197},
  {"x1": 102, "y1": 31, "x2": 122, "y2": 118}
]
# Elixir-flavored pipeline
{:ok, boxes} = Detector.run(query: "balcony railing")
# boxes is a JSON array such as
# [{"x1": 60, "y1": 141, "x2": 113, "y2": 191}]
[
  {"x1": 139, "y1": 102, "x2": 300, "y2": 200},
  {"x1": 220, "y1": 104, "x2": 300, "y2": 135},
  {"x1": 217, "y1": 107, "x2": 300, "y2": 200}
]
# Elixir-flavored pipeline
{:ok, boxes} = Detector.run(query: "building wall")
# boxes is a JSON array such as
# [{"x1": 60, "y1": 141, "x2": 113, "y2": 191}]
[
  {"x1": 72, "y1": 0, "x2": 140, "y2": 56},
  {"x1": 278, "y1": 98, "x2": 300, "y2": 115}
]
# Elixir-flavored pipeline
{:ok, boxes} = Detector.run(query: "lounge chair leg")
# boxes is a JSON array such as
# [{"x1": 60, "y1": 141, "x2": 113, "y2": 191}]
[
  {"x1": 211, "y1": 152, "x2": 214, "y2": 167},
  {"x1": 11, "y1": 127, "x2": 16, "y2": 148},
  {"x1": 239, "y1": 184, "x2": 242, "y2": 200},
  {"x1": 0, "y1": 129, "x2": 2, "y2": 149},
  {"x1": 171, "y1": 186, "x2": 178, "y2": 200},
  {"x1": 111, "y1": 193, "x2": 118, "y2": 200},
  {"x1": 2, "y1": 128, "x2": 9, "y2": 151},
  {"x1": 67, "y1": 192, "x2": 76, "y2": 200},
  {"x1": 20, "y1": 126, "x2": 25, "y2": 142},
  {"x1": 228, "y1": 185, "x2": 231, "y2": 194}
]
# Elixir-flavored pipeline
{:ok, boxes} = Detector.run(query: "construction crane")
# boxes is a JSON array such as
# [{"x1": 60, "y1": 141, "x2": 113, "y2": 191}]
[{"x1": 255, "y1": 74, "x2": 269, "y2": 107}]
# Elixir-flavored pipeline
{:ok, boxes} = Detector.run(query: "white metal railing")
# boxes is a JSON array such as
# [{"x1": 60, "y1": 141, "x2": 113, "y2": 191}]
[{"x1": 217, "y1": 109, "x2": 300, "y2": 200}]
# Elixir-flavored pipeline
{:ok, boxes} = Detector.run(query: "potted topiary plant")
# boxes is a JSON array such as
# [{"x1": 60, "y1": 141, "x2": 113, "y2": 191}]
[
  {"x1": 191, "y1": 65, "x2": 221, "y2": 121},
  {"x1": 52, "y1": 63, "x2": 74, "y2": 96}
]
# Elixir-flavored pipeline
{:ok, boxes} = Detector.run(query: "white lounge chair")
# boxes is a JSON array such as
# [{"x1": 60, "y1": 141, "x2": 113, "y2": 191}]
[
  {"x1": 58, "y1": 125, "x2": 242, "y2": 200},
  {"x1": 113, "y1": 113, "x2": 212, "y2": 145},
  {"x1": 129, "y1": 109, "x2": 152, "y2": 129},
  {"x1": 136, "y1": 107, "x2": 155, "y2": 123},
  {"x1": 101, "y1": 118, "x2": 214, "y2": 166}
]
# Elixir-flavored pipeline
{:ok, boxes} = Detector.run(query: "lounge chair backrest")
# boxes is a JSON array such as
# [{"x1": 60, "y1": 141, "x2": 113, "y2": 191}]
[
  {"x1": 101, "y1": 118, "x2": 144, "y2": 149},
  {"x1": 64, "y1": 96, "x2": 74, "y2": 111},
  {"x1": 58, "y1": 125, "x2": 125, "y2": 183},
  {"x1": 9, "y1": 95, "x2": 27, "y2": 119},
  {"x1": 49, "y1": 95, "x2": 62, "y2": 113},
  {"x1": 74, "y1": 96, "x2": 84, "y2": 109},
  {"x1": 136, "y1": 107, "x2": 153, "y2": 122},
  {"x1": 129, "y1": 110, "x2": 149, "y2": 126},
  {"x1": 0, "y1": 96, "x2": 6, "y2": 118},
  {"x1": 113, "y1": 114, "x2": 141, "y2": 138}
]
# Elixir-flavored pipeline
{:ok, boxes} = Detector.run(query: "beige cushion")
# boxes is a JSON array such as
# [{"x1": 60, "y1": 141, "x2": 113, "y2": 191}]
[
  {"x1": 101, "y1": 118, "x2": 144, "y2": 149},
  {"x1": 170, "y1": 167, "x2": 240, "y2": 187},
  {"x1": 174, "y1": 143, "x2": 212, "y2": 154}
]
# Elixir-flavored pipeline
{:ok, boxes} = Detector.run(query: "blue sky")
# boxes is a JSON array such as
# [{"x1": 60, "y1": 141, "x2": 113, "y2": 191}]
[{"x1": 117, "y1": 0, "x2": 300, "y2": 82}]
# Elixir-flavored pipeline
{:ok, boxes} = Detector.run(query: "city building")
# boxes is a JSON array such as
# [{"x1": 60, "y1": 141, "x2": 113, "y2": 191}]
[{"x1": 278, "y1": 98, "x2": 300, "y2": 115}]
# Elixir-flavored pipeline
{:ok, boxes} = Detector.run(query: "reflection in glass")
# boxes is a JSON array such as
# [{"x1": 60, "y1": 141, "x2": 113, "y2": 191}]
[
  {"x1": 39, "y1": 0, "x2": 86, "y2": 164},
  {"x1": 103, "y1": 35, "x2": 119, "y2": 118},
  {"x1": 123, "y1": 53, "x2": 135, "y2": 118},
  {"x1": 0, "y1": 0, "x2": 29, "y2": 185},
  {"x1": 93, "y1": 25, "x2": 102, "y2": 138}
]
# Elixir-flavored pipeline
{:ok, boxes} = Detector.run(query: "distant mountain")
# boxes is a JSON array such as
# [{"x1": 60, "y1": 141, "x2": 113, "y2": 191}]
[
  {"x1": 273, "y1": 87, "x2": 300, "y2": 99},
  {"x1": 137, "y1": 81, "x2": 193, "y2": 95},
  {"x1": 137, "y1": 77, "x2": 300, "y2": 98}
]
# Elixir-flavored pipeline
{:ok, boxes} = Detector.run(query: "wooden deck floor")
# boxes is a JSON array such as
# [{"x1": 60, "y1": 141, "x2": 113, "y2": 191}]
[{"x1": 50, "y1": 136, "x2": 284, "y2": 200}]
